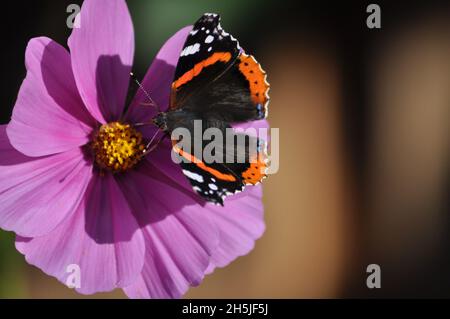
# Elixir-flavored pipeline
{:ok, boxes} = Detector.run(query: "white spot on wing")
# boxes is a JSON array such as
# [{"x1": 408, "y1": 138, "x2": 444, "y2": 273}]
[
  {"x1": 183, "y1": 169, "x2": 204, "y2": 183},
  {"x1": 180, "y1": 43, "x2": 201, "y2": 56},
  {"x1": 205, "y1": 35, "x2": 214, "y2": 43},
  {"x1": 208, "y1": 183, "x2": 218, "y2": 191}
]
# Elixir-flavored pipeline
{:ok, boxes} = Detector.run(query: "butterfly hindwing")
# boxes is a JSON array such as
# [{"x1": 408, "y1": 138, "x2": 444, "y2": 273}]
[
  {"x1": 172, "y1": 125, "x2": 268, "y2": 205},
  {"x1": 178, "y1": 161, "x2": 244, "y2": 206}
]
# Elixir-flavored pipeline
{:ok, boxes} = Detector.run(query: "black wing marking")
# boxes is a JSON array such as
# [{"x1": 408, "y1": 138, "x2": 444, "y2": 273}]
[
  {"x1": 171, "y1": 117, "x2": 268, "y2": 205},
  {"x1": 171, "y1": 13, "x2": 241, "y2": 108},
  {"x1": 174, "y1": 13, "x2": 240, "y2": 81},
  {"x1": 171, "y1": 13, "x2": 270, "y2": 123},
  {"x1": 180, "y1": 55, "x2": 269, "y2": 122},
  {"x1": 178, "y1": 161, "x2": 244, "y2": 206}
]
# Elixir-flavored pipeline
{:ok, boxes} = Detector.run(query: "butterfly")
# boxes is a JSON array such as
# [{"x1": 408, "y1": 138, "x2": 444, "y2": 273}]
[{"x1": 153, "y1": 13, "x2": 270, "y2": 205}]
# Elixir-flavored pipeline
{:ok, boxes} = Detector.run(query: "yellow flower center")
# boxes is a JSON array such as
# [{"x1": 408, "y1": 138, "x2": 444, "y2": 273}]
[{"x1": 91, "y1": 122, "x2": 145, "y2": 173}]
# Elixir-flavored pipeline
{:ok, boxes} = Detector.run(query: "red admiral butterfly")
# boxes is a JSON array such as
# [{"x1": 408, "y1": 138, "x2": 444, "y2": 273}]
[{"x1": 153, "y1": 13, "x2": 270, "y2": 205}]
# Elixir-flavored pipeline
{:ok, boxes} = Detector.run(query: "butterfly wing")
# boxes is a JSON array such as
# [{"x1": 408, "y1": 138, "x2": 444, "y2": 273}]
[
  {"x1": 171, "y1": 13, "x2": 240, "y2": 108},
  {"x1": 171, "y1": 13, "x2": 270, "y2": 123},
  {"x1": 172, "y1": 121, "x2": 268, "y2": 205},
  {"x1": 169, "y1": 13, "x2": 270, "y2": 204}
]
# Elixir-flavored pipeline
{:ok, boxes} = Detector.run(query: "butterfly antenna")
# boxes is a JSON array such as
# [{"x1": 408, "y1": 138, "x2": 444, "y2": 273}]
[{"x1": 130, "y1": 72, "x2": 160, "y2": 112}]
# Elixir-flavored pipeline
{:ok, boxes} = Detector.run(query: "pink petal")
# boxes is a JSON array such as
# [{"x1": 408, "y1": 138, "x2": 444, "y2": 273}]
[
  {"x1": 7, "y1": 37, "x2": 95, "y2": 157},
  {"x1": 16, "y1": 173, "x2": 145, "y2": 294},
  {"x1": 145, "y1": 138, "x2": 194, "y2": 189},
  {"x1": 143, "y1": 139, "x2": 266, "y2": 280},
  {"x1": 205, "y1": 185, "x2": 265, "y2": 273},
  {"x1": 233, "y1": 119, "x2": 270, "y2": 131},
  {"x1": 68, "y1": 0, "x2": 134, "y2": 123},
  {"x1": 0, "y1": 125, "x2": 92, "y2": 237},
  {"x1": 118, "y1": 163, "x2": 219, "y2": 298},
  {"x1": 126, "y1": 26, "x2": 192, "y2": 123}
]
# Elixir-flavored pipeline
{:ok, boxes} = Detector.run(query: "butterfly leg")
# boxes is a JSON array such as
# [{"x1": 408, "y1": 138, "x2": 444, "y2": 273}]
[
  {"x1": 143, "y1": 131, "x2": 169, "y2": 155},
  {"x1": 140, "y1": 102, "x2": 157, "y2": 108},
  {"x1": 134, "y1": 121, "x2": 154, "y2": 127}
]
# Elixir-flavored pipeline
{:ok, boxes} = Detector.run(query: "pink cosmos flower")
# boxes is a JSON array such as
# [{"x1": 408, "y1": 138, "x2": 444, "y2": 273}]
[{"x1": 0, "y1": 0, "x2": 267, "y2": 298}]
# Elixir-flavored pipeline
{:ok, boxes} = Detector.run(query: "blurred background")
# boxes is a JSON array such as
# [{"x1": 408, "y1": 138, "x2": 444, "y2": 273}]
[{"x1": 0, "y1": 0, "x2": 449, "y2": 298}]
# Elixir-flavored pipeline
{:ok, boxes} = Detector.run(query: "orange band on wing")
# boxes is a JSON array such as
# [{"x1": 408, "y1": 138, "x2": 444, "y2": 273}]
[
  {"x1": 172, "y1": 52, "x2": 233, "y2": 89},
  {"x1": 241, "y1": 153, "x2": 268, "y2": 185},
  {"x1": 173, "y1": 143, "x2": 237, "y2": 182},
  {"x1": 238, "y1": 53, "x2": 269, "y2": 106}
]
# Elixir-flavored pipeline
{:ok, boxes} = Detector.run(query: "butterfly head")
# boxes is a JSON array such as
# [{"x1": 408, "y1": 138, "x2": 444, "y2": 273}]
[{"x1": 152, "y1": 112, "x2": 168, "y2": 131}]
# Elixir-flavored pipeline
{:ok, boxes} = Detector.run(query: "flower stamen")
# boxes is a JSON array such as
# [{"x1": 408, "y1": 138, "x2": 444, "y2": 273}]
[{"x1": 91, "y1": 122, "x2": 145, "y2": 172}]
